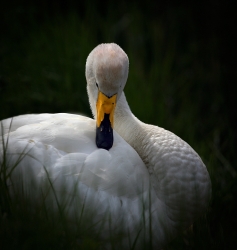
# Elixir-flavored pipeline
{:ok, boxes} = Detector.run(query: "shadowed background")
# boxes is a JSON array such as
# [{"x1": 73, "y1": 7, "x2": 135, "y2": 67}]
[{"x1": 0, "y1": 0, "x2": 236, "y2": 249}]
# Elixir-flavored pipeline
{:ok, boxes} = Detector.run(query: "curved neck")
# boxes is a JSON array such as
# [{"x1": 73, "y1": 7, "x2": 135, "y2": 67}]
[
  {"x1": 114, "y1": 93, "x2": 151, "y2": 165},
  {"x1": 114, "y1": 93, "x2": 142, "y2": 145}
]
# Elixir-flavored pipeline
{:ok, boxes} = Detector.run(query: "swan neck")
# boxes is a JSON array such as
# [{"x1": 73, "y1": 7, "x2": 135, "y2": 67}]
[{"x1": 114, "y1": 92, "x2": 145, "y2": 153}]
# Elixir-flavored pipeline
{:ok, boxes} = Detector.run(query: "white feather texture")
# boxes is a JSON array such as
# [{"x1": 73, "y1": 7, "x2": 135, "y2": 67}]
[{"x1": 0, "y1": 43, "x2": 211, "y2": 249}]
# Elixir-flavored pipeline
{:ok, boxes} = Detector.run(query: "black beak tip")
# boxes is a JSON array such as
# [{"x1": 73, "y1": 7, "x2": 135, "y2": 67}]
[{"x1": 96, "y1": 114, "x2": 113, "y2": 151}]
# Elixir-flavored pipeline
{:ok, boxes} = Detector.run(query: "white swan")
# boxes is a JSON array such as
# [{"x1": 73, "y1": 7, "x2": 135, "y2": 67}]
[{"x1": 0, "y1": 43, "x2": 211, "y2": 249}]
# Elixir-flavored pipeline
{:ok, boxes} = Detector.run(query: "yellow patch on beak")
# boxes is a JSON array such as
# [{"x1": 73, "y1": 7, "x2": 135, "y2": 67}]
[{"x1": 96, "y1": 91, "x2": 117, "y2": 127}]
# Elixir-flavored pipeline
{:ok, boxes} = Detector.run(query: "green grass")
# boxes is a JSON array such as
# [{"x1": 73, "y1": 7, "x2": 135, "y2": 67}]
[
  {"x1": 0, "y1": 121, "x2": 157, "y2": 250},
  {"x1": 0, "y1": 2, "x2": 236, "y2": 249},
  {"x1": 0, "y1": 131, "x2": 159, "y2": 250}
]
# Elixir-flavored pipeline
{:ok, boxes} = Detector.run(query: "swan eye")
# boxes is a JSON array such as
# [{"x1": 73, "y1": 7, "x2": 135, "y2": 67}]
[{"x1": 96, "y1": 83, "x2": 98, "y2": 88}]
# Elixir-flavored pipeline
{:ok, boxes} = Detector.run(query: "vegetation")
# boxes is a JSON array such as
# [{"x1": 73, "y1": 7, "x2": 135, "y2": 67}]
[{"x1": 0, "y1": 1, "x2": 236, "y2": 249}]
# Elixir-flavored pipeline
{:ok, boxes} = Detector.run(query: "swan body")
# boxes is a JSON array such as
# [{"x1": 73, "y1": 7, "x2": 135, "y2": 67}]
[{"x1": 0, "y1": 43, "x2": 211, "y2": 249}]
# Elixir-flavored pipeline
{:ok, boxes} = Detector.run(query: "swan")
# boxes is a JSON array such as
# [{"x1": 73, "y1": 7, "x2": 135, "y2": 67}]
[{"x1": 0, "y1": 43, "x2": 211, "y2": 249}]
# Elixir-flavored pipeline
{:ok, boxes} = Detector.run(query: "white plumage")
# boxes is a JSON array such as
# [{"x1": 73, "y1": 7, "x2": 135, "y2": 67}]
[{"x1": 0, "y1": 43, "x2": 211, "y2": 249}]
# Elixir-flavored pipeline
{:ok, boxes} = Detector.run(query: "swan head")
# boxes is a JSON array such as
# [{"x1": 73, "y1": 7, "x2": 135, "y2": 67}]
[{"x1": 86, "y1": 43, "x2": 129, "y2": 150}]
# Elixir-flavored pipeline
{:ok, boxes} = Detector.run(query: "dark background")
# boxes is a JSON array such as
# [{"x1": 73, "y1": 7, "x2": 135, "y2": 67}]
[{"x1": 0, "y1": 0, "x2": 236, "y2": 249}]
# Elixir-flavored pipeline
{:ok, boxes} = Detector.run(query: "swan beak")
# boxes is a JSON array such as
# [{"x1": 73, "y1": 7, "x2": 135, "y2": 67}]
[{"x1": 96, "y1": 91, "x2": 117, "y2": 150}]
